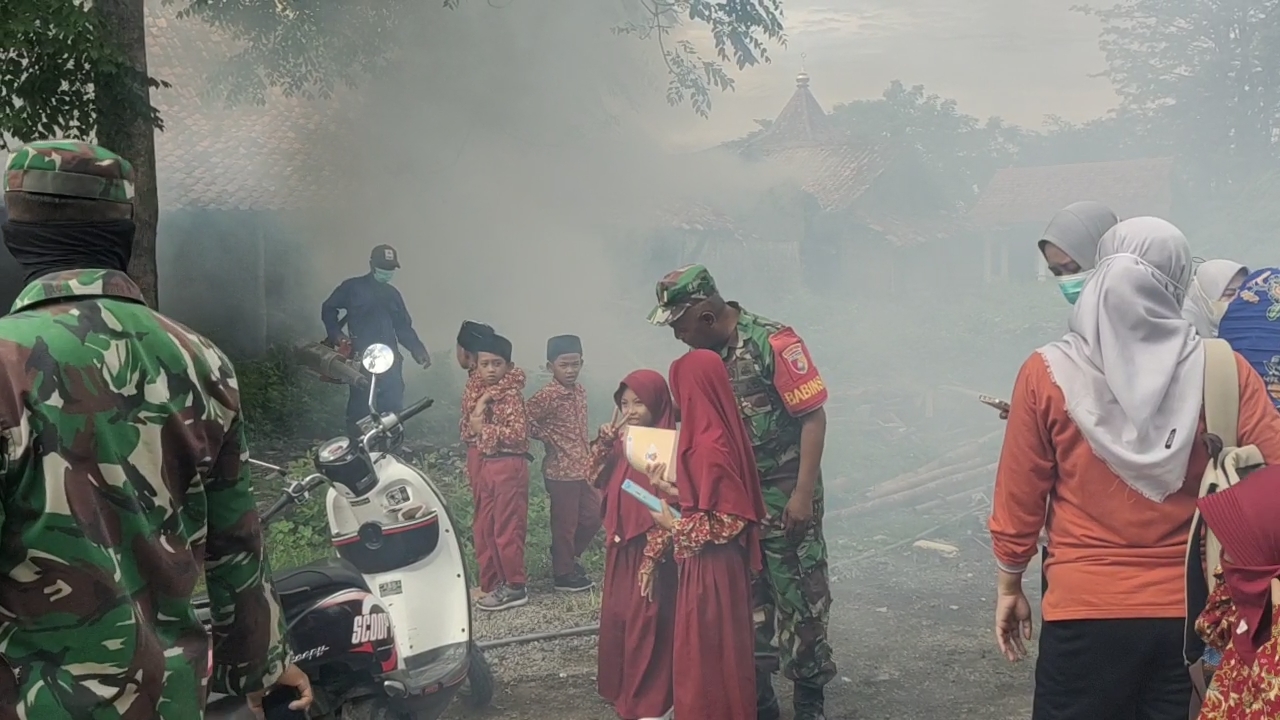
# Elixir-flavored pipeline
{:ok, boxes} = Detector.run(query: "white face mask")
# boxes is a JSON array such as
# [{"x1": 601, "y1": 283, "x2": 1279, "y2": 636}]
[{"x1": 1207, "y1": 299, "x2": 1230, "y2": 324}]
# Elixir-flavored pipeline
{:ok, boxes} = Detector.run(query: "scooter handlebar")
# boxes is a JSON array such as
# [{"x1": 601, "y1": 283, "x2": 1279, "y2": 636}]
[
  {"x1": 260, "y1": 474, "x2": 327, "y2": 524},
  {"x1": 357, "y1": 397, "x2": 434, "y2": 453},
  {"x1": 396, "y1": 396, "x2": 435, "y2": 425},
  {"x1": 262, "y1": 494, "x2": 293, "y2": 523}
]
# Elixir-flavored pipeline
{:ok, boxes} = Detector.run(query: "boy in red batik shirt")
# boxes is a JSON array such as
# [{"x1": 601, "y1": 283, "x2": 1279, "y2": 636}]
[
  {"x1": 468, "y1": 333, "x2": 532, "y2": 611},
  {"x1": 527, "y1": 335, "x2": 601, "y2": 592},
  {"x1": 456, "y1": 321, "x2": 497, "y2": 596}
]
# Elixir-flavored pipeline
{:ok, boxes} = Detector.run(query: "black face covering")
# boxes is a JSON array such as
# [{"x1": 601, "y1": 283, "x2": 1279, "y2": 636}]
[{"x1": 1, "y1": 219, "x2": 135, "y2": 285}]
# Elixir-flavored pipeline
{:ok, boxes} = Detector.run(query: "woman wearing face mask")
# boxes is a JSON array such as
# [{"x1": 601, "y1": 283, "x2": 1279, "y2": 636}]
[
  {"x1": 1000, "y1": 203, "x2": 1120, "y2": 421},
  {"x1": 1037, "y1": 201, "x2": 1120, "y2": 305},
  {"x1": 989, "y1": 217, "x2": 1280, "y2": 720},
  {"x1": 1015, "y1": 201, "x2": 1122, "y2": 596},
  {"x1": 1218, "y1": 267, "x2": 1280, "y2": 410},
  {"x1": 1183, "y1": 259, "x2": 1249, "y2": 339}
]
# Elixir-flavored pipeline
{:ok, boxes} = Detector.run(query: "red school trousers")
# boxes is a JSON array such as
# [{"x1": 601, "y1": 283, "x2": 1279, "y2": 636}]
[
  {"x1": 474, "y1": 454, "x2": 529, "y2": 587},
  {"x1": 465, "y1": 445, "x2": 501, "y2": 593},
  {"x1": 544, "y1": 478, "x2": 602, "y2": 577}
]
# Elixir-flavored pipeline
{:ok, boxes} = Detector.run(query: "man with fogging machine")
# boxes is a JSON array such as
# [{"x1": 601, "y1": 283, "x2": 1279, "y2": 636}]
[
  {"x1": 322, "y1": 244, "x2": 431, "y2": 427},
  {"x1": 648, "y1": 264, "x2": 836, "y2": 720}
]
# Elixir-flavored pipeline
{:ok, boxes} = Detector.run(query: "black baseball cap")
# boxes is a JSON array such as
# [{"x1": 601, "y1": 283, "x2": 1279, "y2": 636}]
[{"x1": 370, "y1": 244, "x2": 400, "y2": 270}]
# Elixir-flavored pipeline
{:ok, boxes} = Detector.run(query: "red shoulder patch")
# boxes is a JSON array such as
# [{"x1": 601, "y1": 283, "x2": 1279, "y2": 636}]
[{"x1": 768, "y1": 327, "x2": 827, "y2": 417}]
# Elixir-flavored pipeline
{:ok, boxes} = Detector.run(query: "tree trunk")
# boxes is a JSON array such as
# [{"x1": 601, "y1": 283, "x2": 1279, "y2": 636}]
[{"x1": 93, "y1": 0, "x2": 160, "y2": 309}]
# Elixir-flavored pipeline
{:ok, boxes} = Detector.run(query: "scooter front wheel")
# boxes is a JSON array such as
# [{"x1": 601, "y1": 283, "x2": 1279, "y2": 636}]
[
  {"x1": 459, "y1": 644, "x2": 495, "y2": 709},
  {"x1": 339, "y1": 699, "x2": 401, "y2": 720}
]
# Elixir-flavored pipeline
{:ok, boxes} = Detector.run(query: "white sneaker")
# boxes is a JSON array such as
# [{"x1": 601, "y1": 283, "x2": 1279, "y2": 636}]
[{"x1": 640, "y1": 708, "x2": 675, "y2": 720}]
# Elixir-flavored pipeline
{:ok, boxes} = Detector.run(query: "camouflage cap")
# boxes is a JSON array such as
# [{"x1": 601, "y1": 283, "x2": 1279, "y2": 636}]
[
  {"x1": 646, "y1": 264, "x2": 719, "y2": 325},
  {"x1": 3, "y1": 140, "x2": 135, "y2": 203}
]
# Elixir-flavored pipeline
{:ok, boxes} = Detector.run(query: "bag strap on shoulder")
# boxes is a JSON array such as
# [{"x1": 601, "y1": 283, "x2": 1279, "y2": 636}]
[{"x1": 1202, "y1": 339, "x2": 1239, "y2": 448}]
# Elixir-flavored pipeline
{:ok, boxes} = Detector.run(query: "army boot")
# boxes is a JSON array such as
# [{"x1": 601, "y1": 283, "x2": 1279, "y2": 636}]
[
  {"x1": 793, "y1": 682, "x2": 826, "y2": 720},
  {"x1": 756, "y1": 669, "x2": 781, "y2": 720}
]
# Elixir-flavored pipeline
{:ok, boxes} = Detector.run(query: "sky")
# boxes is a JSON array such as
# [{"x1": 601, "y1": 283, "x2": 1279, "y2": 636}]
[{"x1": 653, "y1": 0, "x2": 1122, "y2": 151}]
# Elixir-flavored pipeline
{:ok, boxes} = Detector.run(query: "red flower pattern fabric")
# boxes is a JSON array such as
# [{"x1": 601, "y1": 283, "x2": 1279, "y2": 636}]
[
  {"x1": 527, "y1": 381, "x2": 590, "y2": 481},
  {"x1": 475, "y1": 367, "x2": 529, "y2": 456},
  {"x1": 1197, "y1": 568, "x2": 1280, "y2": 718}
]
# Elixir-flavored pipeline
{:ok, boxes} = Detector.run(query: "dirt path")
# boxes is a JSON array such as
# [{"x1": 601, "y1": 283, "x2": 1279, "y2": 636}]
[{"x1": 448, "y1": 503, "x2": 1040, "y2": 719}]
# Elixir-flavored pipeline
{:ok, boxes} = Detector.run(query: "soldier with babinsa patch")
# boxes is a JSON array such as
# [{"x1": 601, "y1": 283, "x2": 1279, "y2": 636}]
[
  {"x1": 648, "y1": 264, "x2": 836, "y2": 720},
  {"x1": 0, "y1": 140, "x2": 311, "y2": 719}
]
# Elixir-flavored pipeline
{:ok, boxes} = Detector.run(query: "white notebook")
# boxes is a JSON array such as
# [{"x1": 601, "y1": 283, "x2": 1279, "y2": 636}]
[{"x1": 623, "y1": 426, "x2": 677, "y2": 484}]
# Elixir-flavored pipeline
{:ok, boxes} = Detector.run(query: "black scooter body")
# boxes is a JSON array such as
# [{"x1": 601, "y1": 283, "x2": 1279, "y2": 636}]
[{"x1": 200, "y1": 556, "x2": 469, "y2": 719}]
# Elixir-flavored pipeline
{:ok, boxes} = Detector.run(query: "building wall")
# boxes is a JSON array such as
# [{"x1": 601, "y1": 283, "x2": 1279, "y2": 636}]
[{"x1": 0, "y1": 206, "x2": 318, "y2": 359}]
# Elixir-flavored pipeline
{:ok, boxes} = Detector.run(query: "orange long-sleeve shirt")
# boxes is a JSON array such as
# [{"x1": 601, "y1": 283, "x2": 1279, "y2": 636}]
[{"x1": 989, "y1": 351, "x2": 1280, "y2": 622}]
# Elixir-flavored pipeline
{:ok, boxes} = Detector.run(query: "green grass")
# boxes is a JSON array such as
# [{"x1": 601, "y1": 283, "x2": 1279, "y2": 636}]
[
  {"x1": 255, "y1": 445, "x2": 606, "y2": 585},
  {"x1": 236, "y1": 350, "x2": 606, "y2": 582}
]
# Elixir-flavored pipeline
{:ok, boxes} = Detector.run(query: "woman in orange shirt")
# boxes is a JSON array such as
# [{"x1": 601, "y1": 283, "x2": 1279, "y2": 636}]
[{"x1": 989, "y1": 217, "x2": 1280, "y2": 720}]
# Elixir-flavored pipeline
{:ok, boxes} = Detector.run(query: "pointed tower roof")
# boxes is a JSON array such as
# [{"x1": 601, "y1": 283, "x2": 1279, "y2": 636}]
[{"x1": 765, "y1": 70, "x2": 834, "y2": 145}]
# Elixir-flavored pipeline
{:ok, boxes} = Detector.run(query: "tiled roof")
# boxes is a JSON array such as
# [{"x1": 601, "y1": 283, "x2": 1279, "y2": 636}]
[
  {"x1": 732, "y1": 73, "x2": 894, "y2": 214},
  {"x1": 656, "y1": 202, "x2": 766, "y2": 244},
  {"x1": 860, "y1": 215, "x2": 959, "y2": 248},
  {"x1": 146, "y1": 5, "x2": 348, "y2": 210},
  {"x1": 749, "y1": 72, "x2": 840, "y2": 148},
  {"x1": 967, "y1": 157, "x2": 1176, "y2": 226},
  {"x1": 665, "y1": 72, "x2": 957, "y2": 248},
  {"x1": 754, "y1": 143, "x2": 890, "y2": 214}
]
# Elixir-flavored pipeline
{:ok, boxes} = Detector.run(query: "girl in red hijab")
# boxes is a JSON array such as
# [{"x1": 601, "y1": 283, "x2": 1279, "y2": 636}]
[
  {"x1": 1194, "y1": 466, "x2": 1280, "y2": 719},
  {"x1": 587, "y1": 369, "x2": 678, "y2": 720},
  {"x1": 643, "y1": 349, "x2": 767, "y2": 720}
]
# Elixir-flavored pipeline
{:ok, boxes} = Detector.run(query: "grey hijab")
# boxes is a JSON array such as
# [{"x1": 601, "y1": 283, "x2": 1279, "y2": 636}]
[
  {"x1": 1038, "y1": 217, "x2": 1202, "y2": 503},
  {"x1": 1039, "y1": 201, "x2": 1120, "y2": 270}
]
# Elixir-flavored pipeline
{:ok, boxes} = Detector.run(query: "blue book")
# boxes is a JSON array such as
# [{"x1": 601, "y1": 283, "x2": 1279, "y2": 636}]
[{"x1": 621, "y1": 479, "x2": 681, "y2": 519}]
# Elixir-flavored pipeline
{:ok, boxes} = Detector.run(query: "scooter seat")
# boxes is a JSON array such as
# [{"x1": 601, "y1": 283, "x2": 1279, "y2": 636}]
[{"x1": 272, "y1": 557, "x2": 370, "y2": 597}]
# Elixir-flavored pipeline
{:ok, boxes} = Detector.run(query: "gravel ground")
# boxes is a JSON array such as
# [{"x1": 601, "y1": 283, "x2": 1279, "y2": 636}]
[
  {"x1": 448, "y1": 500, "x2": 1040, "y2": 720},
  {"x1": 472, "y1": 580, "x2": 603, "y2": 685}
]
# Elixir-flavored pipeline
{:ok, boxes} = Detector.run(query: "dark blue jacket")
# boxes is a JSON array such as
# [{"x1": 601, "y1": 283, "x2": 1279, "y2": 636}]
[{"x1": 321, "y1": 274, "x2": 428, "y2": 359}]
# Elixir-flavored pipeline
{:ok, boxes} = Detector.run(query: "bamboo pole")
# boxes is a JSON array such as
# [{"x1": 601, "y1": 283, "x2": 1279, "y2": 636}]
[
  {"x1": 861, "y1": 430, "x2": 1000, "y2": 496},
  {"x1": 863, "y1": 456, "x2": 990, "y2": 500},
  {"x1": 476, "y1": 624, "x2": 600, "y2": 650},
  {"x1": 830, "y1": 463, "x2": 997, "y2": 519},
  {"x1": 829, "y1": 507, "x2": 985, "y2": 572}
]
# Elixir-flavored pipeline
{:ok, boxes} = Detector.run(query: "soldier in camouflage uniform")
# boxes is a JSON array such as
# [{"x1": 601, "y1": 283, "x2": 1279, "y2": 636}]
[
  {"x1": 648, "y1": 265, "x2": 835, "y2": 720},
  {"x1": 0, "y1": 141, "x2": 311, "y2": 719}
]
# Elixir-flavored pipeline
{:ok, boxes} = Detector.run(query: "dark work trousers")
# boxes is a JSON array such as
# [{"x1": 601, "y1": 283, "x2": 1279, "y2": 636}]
[
  {"x1": 346, "y1": 354, "x2": 405, "y2": 427},
  {"x1": 1040, "y1": 545, "x2": 1049, "y2": 595},
  {"x1": 1033, "y1": 618, "x2": 1191, "y2": 720},
  {"x1": 543, "y1": 478, "x2": 602, "y2": 577}
]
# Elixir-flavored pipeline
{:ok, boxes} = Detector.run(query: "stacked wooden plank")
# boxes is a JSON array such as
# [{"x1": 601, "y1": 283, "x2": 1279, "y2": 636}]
[{"x1": 829, "y1": 430, "x2": 1002, "y2": 518}]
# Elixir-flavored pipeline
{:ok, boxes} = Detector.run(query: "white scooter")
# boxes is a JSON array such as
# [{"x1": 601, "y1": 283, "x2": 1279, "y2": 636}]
[{"x1": 204, "y1": 342, "x2": 492, "y2": 719}]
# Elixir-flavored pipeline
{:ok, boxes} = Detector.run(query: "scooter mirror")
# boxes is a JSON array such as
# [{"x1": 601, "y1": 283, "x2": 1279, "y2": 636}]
[{"x1": 362, "y1": 344, "x2": 395, "y2": 375}]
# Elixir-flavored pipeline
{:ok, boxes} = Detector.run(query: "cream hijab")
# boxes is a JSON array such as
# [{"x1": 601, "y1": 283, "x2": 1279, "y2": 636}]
[
  {"x1": 1038, "y1": 217, "x2": 1204, "y2": 502},
  {"x1": 1183, "y1": 258, "x2": 1247, "y2": 339}
]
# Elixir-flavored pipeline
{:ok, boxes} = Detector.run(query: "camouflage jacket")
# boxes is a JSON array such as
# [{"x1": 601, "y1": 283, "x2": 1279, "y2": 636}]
[
  {"x1": 0, "y1": 270, "x2": 287, "y2": 719},
  {"x1": 718, "y1": 303, "x2": 828, "y2": 479}
]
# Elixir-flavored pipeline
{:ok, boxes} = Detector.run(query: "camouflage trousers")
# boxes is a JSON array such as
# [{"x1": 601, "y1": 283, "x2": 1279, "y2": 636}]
[{"x1": 753, "y1": 480, "x2": 837, "y2": 687}]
